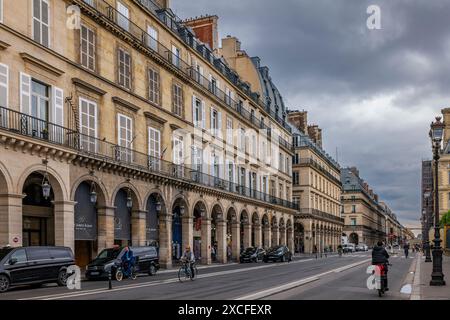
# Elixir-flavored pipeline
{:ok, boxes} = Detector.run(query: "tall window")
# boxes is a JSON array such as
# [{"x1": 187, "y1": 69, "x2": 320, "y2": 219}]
[
  {"x1": 118, "y1": 48, "x2": 131, "y2": 89},
  {"x1": 117, "y1": 114, "x2": 133, "y2": 162},
  {"x1": 148, "y1": 67, "x2": 160, "y2": 105},
  {"x1": 350, "y1": 218, "x2": 357, "y2": 226},
  {"x1": 171, "y1": 45, "x2": 180, "y2": 68},
  {"x1": 210, "y1": 107, "x2": 221, "y2": 136},
  {"x1": 0, "y1": 0, "x2": 3, "y2": 23},
  {"x1": 225, "y1": 87, "x2": 232, "y2": 106},
  {"x1": 293, "y1": 172, "x2": 299, "y2": 185},
  {"x1": 226, "y1": 117, "x2": 233, "y2": 146},
  {"x1": 147, "y1": 25, "x2": 158, "y2": 51},
  {"x1": 148, "y1": 127, "x2": 160, "y2": 169},
  {"x1": 32, "y1": 0, "x2": 50, "y2": 47},
  {"x1": 191, "y1": 146, "x2": 202, "y2": 171},
  {"x1": 79, "y1": 98, "x2": 97, "y2": 152},
  {"x1": 173, "y1": 135, "x2": 184, "y2": 165},
  {"x1": 80, "y1": 24, "x2": 96, "y2": 71},
  {"x1": 172, "y1": 83, "x2": 183, "y2": 117},
  {"x1": 192, "y1": 96, "x2": 204, "y2": 128},
  {"x1": 31, "y1": 80, "x2": 49, "y2": 121},
  {"x1": 116, "y1": 1, "x2": 129, "y2": 31},
  {"x1": 0, "y1": 63, "x2": 8, "y2": 109},
  {"x1": 352, "y1": 205, "x2": 356, "y2": 213},
  {"x1": 239, "y1": 127, "x2": 245, "y2": 150}
]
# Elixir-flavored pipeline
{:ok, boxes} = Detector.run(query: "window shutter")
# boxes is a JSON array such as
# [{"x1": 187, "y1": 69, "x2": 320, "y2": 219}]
[
  {"x1": 218, "y1": 111, "x2": 222, "y2": 138},
  {"x1": 210, "y1": 106, "x2": 213, "y2": 132},
  {"x1": 0, "y1": 63, "x2": 8, "y2": 108},
  {"x1": 192, "y1": 95, "x2": 196, "y2": 126},
  {"x1": 20, "y1": 72, "x2": 31, "y2": 114},
  {"x1": 52, "y1": 86, "x2": 64, "y2": 126},
  {"x1": 201, "y1": 100, "x2": 206, "y2": 129}
]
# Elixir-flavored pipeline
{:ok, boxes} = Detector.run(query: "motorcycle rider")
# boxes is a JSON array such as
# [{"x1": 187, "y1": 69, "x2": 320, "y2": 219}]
[{"x1": 372, "y1": 241, "x2": 390, "y2": 291}]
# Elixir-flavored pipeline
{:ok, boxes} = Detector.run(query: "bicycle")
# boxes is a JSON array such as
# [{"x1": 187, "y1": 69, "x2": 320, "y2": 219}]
[
  {"x1": 178, "y1": 259, "x2": 198, "y2": 282},
  {"x1": 115, "y1": 262, "x2": 137, "y2": 282}
]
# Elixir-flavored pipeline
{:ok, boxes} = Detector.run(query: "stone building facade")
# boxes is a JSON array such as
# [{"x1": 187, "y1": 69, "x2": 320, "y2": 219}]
[
  {"x1": 288, "y1": 110, "x2": 343, "y2": 254},
  {"x1": 0, "y1": 0, "x2": 296, "y2": 268}
]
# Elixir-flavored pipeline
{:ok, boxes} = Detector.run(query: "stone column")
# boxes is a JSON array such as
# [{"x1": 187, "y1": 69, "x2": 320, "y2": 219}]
[
  {"x1": 159, "y1": 213, "x2": 172, "y2": 268},
  {"x1": 243, "y1": 223, "x2": 251, "y2": 248},
  {"x1": 97, "y1": 206, "x2": 115, "y2": 253},
  {"x1": 263, "y1": 225, "x2": 271, "y2": 249},
  {"x1": 287, "y1": 228, "x2": 294, "y2": 252},
  {"x1": 201, "y1": 217, "x2": 212, "y2": 265},
  {"x1": 254, "y1": 223, "x2": 262, "y2": 248},
  {"x1": 182, "y1": 215, "x2": 193, "y2": 253},
  {"x1": 131, "y1": 210, "x2": 147, "y2": 246},
  {"x1": 54, "y1": 200, "x2": 76, "y2": 251},
  {"x1": 279, "y1": 227, "x2": 285, "y2": 246},
  {"x1": 271, "y1": 226, "x2": 279, "y2": 246},
  {"x1": 231, "y1": 221, "x2": 240, "y2": 261},
  {"x1": 216, "y1": 219, "x2": 227, "y2": 263},
  {"x1": 0, "y1": 193, "x2": 23, "y2": 248}
]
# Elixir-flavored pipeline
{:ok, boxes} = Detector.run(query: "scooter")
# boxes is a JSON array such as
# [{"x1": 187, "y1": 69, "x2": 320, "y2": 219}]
[{"x1": 367, "y1": 262, "x2": 391, "y2": 297}]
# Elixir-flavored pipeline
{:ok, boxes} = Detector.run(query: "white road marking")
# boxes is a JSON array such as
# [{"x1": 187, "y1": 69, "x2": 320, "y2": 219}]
[
  {"x1": 19, "y1": 258, "x2": 316, "y2": 300},
  {"x1": 235, "y1": 258, "x2": 372, "y2": 300},
  {"x1": 400, "y1": 284, "x2": 412, "y2": 294}
]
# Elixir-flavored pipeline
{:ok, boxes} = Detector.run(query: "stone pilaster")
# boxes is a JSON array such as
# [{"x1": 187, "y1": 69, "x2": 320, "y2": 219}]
[
  {"x1": 243, "y1": 223, "x2": 251, "y2": 248},
  {"x1": 97, "y1": 206, "x2": 115, "y2": 253},
  {"x1": 132, "y1": 210, "x2": 147, "y2": 246},
  {"x1": 182, "y1": 215, "x2": 193, "y2": 253},
  {"x1": 254, "y1": 224, "x2": 262, "y2": 248},
  {"x1": 231, "y1": 221, "x2": 240, "y2": 260},
  {"x1": 216, "y1": 219, "x2": 227, "y2": 263},
  {"x1": 53, "y1": 200, "x2": 76, "y2": 251},
  {"x1": 263, "y1": 225, "x2": 271, "y2": 249},
  {"x1": 201, "y1": 217, "x2": 212, "y2": 265},
  {"x1": 159, "y1": 213, "x2": 172, "y2": 268},
  {"x1": 271, "y1": 226, "x2": 279, "y2": 247},
  {"x1": 0, "y1": 193, "x2": 23, "y2": 248}
]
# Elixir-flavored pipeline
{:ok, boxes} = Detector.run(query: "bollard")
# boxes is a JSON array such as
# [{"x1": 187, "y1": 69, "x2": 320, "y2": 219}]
[{"x1": 108, "y1": 270, "x2": 112, "y2": 290}]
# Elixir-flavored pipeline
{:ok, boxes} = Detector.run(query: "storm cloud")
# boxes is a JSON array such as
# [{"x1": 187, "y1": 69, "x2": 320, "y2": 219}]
[{"x1": 171, "y1": 0, "x2": 448, "y2": 229}]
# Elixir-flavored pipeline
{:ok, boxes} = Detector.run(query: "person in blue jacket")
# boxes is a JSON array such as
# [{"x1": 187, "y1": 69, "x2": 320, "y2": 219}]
[{"x1": 121, "y1": 246, "x2": 135, "y2": 277}]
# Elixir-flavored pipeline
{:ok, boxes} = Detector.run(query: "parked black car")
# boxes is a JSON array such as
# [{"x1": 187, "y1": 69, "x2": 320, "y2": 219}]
[
  {"x1": 240, "y1": 247, "x2": 266, "y2": 263},
  {"x1": 0, "y1": 246, "x2": 75, "y2": 293},
  {"x1": 263, "y1": 245, "x2": 292, "y2": 263},
  {"x1": 85, "y1": 246, "x2": 160, "y2": 280}
]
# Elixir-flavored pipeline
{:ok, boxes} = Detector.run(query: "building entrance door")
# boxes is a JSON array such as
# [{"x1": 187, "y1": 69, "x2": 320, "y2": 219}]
[{"x1": 22, "y1": 216, "x2": 47, "y2": 246}]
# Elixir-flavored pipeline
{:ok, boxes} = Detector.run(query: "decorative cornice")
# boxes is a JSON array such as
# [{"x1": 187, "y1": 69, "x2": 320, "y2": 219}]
[
  {"x1": 144, "y1": 112, "x2": 167, "y2": 124},
  {"x1": 0, "y1": 39, "x2": 11, "y2": 50},
  {"x1": 20, "y1": 52, "x2": 65, "y2": 76},
  {"x1": 112, "y1": 96, "x2": 140, "y2": 113},
  {"x1": 72, "y1": 78, "x2": 107, "y2": 96}
]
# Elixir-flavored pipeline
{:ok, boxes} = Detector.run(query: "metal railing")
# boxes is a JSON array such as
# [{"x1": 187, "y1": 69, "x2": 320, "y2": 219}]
[
  {"x1": 78, "y1": 0, "x2": 293, "y2": 140},
  {"x1": 299, "y1": 208, "x2": 344, "y2": 224},
  {"x1": 296, "y1": 158, "x2": 341, "y2": 186},
  {"x1": 0, "y1": 106, "x2": 298, "y2": 210}
]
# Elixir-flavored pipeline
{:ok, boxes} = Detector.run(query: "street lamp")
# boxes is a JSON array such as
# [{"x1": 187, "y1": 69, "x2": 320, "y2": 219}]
[
  {"x1": 41, "y1": 159, "x2": 51, "y2": 199},
  {"x1": 90, "y1": 181, "x2": 97, "y2": 204},
  {"x1": 126, "y1": 188, "x2": 133, "y2": 209},
  {"x1": 155, "y1": 200, "x2": 162, "y2": 213},
  {"x1": 429, "y1": 116, "x2": 446, "y2": 286}
]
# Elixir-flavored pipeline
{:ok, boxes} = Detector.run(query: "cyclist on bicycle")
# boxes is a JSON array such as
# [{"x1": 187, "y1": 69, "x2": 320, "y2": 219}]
[
  {"x1": 181, "y1": 245, "x2": 196, "y2": 279},
  {"x1": 372, "y1": 241, "x2": 390, "y2": 291},
  {"x1": 121, "y1": 246, "x2": 135, "y2": 277},
  {"x1": 337, "y1": 244, "x2": 343, "y2": 257}
]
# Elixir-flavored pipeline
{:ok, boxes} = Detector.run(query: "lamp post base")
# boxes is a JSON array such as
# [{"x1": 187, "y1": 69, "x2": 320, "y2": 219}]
[{"x1": 430, "y1": 247, "x2": 446, "y2": 286}]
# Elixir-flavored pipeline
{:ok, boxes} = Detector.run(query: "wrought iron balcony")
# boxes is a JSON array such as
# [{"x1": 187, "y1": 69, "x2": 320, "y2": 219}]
[
  {"x1": 76, "y1": 0, "x2": 293, "y2": 141},
  {"x1": 296, "y1": 158, "x2": 341, "y2": 186},
  {"x1": 0, "y1": 106, "x2": 298, "y2": 210},
  {"x1": 298, "y1": 208, "x2": 345, "y2": 224}
]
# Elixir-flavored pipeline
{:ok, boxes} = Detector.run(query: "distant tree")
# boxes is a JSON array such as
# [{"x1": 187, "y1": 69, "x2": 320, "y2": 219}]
[{"x1": 440, "y1": 210, "x2": 450, "y2": 227}]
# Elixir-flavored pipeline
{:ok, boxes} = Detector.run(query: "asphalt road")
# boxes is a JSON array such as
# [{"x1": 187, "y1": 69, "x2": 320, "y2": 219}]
[{"x1": 0, "y1": 250, "x2": 416, "y2": 300}]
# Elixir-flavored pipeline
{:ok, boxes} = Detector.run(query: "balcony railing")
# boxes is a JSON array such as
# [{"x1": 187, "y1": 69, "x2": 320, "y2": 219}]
[
  {"x1": 0, "y1": 106, "x2": 298, "y2": 210},
  {"x1": 296, "y1": 158, "x2": 341, "y2": 186},
  {"x1": 77, "y1": 0, "x2": 293, "y2": 146},
  {"x1": 299, "y1": 208, "x2": 345, "y2": 224}
]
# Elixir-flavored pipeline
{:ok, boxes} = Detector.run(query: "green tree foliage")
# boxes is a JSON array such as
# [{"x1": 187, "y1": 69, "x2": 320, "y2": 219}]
[{"x1": 440, "y1": 210, "x2": 450, "y2": 227}]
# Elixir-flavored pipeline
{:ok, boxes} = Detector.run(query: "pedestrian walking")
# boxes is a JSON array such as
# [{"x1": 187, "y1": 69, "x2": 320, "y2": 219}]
[{"x1": 403, "y1": 243, "x2": 410, "y2": 258}]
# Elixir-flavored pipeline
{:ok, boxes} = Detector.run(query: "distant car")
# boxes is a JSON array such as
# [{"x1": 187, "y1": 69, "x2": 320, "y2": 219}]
[
  {"x1": 85, "y1": 246, "x2": 160, "y2": 280},
  {"x1": 343, "y1": 244, "x2": 355, "y2": 253},
  {"x1": 356, "y1": 244, "x2": 368, "y2": 251},
  {"x1": 263, "y1": 245, "x2": 292, "y2": 263},
  {"x1": 240, "y1": 247, "x2": 266, "y2": 263},
  {"x1": 0, "y1": 246, "x2": 75, "y2": 293}
]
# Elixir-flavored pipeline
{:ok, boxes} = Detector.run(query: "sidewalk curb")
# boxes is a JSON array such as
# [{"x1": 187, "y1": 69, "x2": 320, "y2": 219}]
[{"x1": 410, "y1": 253, "x2": 421, "y2": 300}]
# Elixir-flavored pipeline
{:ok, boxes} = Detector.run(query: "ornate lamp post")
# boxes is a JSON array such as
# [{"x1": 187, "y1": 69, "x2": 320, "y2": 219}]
[
  {"x1": 429, "y1": 116, "x2": 446, "y2": 286},
  {"x1": 41, "y1": 159, "x2": 51, "y2": 199}
]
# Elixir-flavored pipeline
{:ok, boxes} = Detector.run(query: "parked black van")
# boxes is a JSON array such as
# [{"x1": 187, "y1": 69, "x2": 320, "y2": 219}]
[
  {"x1": 85, "y1": 246, "x2": 160, "y2": 280},
  {"x1": 0, "y1": 246, "x2": 75, "y2": 293}
]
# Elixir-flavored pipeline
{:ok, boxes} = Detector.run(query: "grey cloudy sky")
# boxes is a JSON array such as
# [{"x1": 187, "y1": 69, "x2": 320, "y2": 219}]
[{"x1": 171, "y1": 0, "x2": 449, "y2": 229}]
